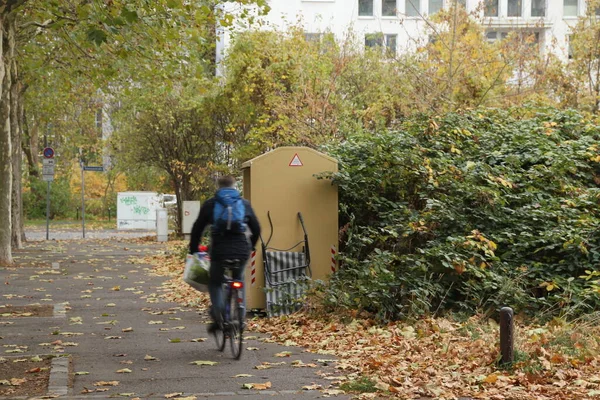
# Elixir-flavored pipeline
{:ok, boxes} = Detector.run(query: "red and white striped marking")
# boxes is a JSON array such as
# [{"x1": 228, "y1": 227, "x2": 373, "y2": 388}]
[
  {"x1": 250, "y1": 251, "x2": 256, "y2": 286},
  {"x1": 330, "y1": 246, "x2": 337, "y2": 273}
]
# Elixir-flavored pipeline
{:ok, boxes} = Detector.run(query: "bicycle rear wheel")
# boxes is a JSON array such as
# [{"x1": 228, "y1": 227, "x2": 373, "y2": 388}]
[{"x1": 229, "y1": 290, "x2": 244, "y2": 360}]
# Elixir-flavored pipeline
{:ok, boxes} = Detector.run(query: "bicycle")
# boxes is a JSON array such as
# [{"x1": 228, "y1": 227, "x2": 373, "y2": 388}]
[{"x1": 212, "y1": 259, "x2": 245, "y2": 360}]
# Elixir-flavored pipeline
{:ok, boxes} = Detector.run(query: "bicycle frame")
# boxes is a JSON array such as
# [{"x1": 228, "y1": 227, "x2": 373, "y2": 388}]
[{"x1": 213, "y1": 262, "x2": 246, "y2": 360}]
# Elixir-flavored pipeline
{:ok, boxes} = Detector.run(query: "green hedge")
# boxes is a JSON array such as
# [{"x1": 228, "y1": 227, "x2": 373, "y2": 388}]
[{"x1": 321, "y1": 108, "x2": 600, "y2": 321}]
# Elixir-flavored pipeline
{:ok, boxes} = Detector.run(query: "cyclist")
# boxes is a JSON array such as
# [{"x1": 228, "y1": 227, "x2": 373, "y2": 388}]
[{"x1": 188, "y1": 175, "x2": 261, "y2": 333}]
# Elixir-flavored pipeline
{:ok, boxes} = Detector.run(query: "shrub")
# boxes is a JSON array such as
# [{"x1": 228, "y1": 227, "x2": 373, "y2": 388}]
[
  {"x1": 24, "y1": 176, "x2": 76, "y2": 220},
  {"x1": 321, "y1": 107, "x2": 600, "y2": 321}
]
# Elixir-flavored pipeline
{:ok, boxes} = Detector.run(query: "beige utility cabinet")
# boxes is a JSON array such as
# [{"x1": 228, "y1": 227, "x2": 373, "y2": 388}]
[{"x1": 242, "y1": 147, "x2": 338, "y2": 311}]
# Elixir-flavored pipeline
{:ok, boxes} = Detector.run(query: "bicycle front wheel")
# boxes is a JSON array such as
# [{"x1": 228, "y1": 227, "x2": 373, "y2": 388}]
[{"x1": 229, "y1": 290, "x2": 244, "y2": 360}]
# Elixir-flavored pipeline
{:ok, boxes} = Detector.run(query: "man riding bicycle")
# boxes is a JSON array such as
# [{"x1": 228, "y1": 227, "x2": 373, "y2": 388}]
[{"x1": 188, "y1": 175, "x2": 261, "y2": 333}]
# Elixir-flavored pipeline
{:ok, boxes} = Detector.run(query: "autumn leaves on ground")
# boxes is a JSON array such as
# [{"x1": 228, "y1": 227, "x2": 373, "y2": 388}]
[{"x1": 149, "y1": 240, "x2": 600, "y2": 400}]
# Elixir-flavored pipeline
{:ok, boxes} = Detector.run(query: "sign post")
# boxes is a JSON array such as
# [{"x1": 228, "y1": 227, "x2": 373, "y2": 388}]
[
  {"x1": 81, "y1": 160, "x2": 85, "y2": 238},
  {"x1": 42, "y1": 148, "x2": 55, "y2": 240}
]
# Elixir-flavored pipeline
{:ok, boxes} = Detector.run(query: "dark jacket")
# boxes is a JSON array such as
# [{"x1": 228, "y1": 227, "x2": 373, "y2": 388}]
[{"x1": 188, "y1": 194, "x2": 261, "y2": 261}]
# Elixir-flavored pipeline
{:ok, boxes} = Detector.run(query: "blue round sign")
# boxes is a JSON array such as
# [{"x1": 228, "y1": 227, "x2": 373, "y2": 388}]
[{"x1": 43, "y1": 147, "x2": 54, "y2": 159}]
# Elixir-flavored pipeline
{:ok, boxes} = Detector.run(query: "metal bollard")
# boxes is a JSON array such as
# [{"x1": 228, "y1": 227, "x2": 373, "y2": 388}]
[{"x1": 499, "y1": 307, "x2": 514, "y2": 365}]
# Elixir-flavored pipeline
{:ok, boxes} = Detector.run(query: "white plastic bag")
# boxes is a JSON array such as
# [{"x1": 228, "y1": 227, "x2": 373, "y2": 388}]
[{"x1": 183, "y1": 252, "x2": 210, "y2": 292}]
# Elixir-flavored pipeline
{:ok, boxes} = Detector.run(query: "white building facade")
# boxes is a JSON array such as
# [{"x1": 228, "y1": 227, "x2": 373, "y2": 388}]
[{"x1": 217, "y1": 0, "x2": 597, "y2": 68}]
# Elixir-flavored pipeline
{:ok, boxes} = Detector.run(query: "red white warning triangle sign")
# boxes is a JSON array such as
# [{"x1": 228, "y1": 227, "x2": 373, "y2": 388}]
[{"x1": 289, "y1": 153, "x2": 303, "y2": 167}]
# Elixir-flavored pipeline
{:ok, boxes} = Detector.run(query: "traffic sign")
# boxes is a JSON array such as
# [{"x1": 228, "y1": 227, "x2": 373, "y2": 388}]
[
  {"x1": 289, "y1": 153, "x2": 303, "y2": 167},
  {"x1": 43, "y1": 147, "x2": 55, "y2": 159},
  {"x1": 83, "y1": 166, "x2": 104, "y2": 172},
  {"x1": 42, "y1": 158, "x2": 55, "y2": 181},
  {"x1": 42, "y1": 165, "x2": 55, "y2": 175}
]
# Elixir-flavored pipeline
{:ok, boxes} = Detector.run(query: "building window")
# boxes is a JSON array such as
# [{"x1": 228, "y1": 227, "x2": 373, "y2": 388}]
[
  {"x1": 531, "y1": 0, "x2": 545, "y2": 16},
  {"x1": 486, "y1": 31, "x2": 508, "y2": 42},
  {"x1": 365, "y1": 33, "x2": 398, "y2": 56},
  {"x1": 359, "y1": 0, "x2": 374, "y2": 16},
  {"x1": 365, "y1": 33, "x2": 384, "y2": 48},
  {"x1": 385, "y1": 34, "x2": 397, "y2": 55},
  {"x1": 382, "y1": 0, "x2": 397, "y2": 15},
  {"x1": 304, "y1": 33, "x2": 322, "y2": 42},
  {"x1": 484, "y1": 0, "x2": 499, "y2": 16},
  {"x1": 429, "y1": 0, "x2": 444, "y2": 13},
  {"x1": 507, "y1": 0, "x2": 522, "y2": 16},
  {"x1": 406, "y1": 0, "x2": 420, "y2": 16},
  {"x1": 563, "y1": 0, "x2": 578, "y2": 16},
  {"x1": 95, "y1": 109, "x2": 103, "y2": 130}
]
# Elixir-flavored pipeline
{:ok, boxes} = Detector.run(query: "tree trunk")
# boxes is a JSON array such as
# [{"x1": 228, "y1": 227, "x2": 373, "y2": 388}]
[
  {"x1": 21, "y1": 103, "x2": 38, "y2": 177},
  {"x1": 17, "y1": 83, "x2": 25, "y2": 242},
  {"x1": 0, "y1": 13, "x2": 14, "y2": 266},
  {"x1": 10, "y1": 46, "x2": 22, "y2": 249}
]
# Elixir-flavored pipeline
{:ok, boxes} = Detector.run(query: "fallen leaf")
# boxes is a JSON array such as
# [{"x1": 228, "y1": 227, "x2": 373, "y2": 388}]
[
  {"x1": 75, "y1": 371, "x2": 89, "y2": 375},
  {"x1": 189, "y1": 360, "x2": 218, "y2": 366},
  {"x1": 302, "y1": 384, "x2": 323, "y2": 390},
  {"x1": 122, "y1": 327, "x2": 134, "y2": 332},
  {"x1": 291, "y1": 360, "x2": 317, "y2": 368},
  {"x1": 169, "y1": 338, "x2": 181, "y2": 343},
  {"x1": 105, "y1": 336, "x2": 122, "y2": 340},
  {"x1": 242, "y1": 382, "x2": 272, "y2": 390},
  {"x1": 94, "y1": 381, "x2": 119, "y2": 386},
  {"x1": 190, "y1": 338, "x2": 207, "y2": 342},
  {"x1": 232, "y1": 374, "x2": 253, "y2": 378},
  {"x1": 116, "y1": 368, "x2": 132, "y2": 374},
  {"x1": 144, "y1": 355, "x2": 158, "y2": 361},
  {"x1": 274, "y1": 351, "x2": 292, "y2": 357},
  {"x1": 165, "y1": 393, "x2": 183, "y2": 399},
  {"x1": 247, "y1": 347, "x2": 259, "y2": 351}
]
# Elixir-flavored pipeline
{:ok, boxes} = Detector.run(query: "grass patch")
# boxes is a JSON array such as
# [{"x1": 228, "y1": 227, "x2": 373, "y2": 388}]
[{"x1": 339, "y1": 376, "x2": 378, "y2": 393}]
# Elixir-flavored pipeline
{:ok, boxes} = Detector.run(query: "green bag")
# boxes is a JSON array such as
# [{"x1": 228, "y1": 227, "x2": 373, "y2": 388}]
[{"x1": 183, "y1": 253, "x2": 210, "y2": 292}]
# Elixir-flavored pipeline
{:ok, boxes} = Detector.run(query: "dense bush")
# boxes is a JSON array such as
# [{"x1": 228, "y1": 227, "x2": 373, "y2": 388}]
[
  {"x1": 24, "y1": 176, "x2": 76, "y2": 220},
  {"x1": 320, "y1": 108, "x2": 600, "y2": 321}
]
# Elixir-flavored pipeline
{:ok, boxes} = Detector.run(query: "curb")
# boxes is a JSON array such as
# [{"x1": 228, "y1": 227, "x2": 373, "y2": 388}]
[{"x1": 47, "y1": 356, "x2": 70, "y2": 397}]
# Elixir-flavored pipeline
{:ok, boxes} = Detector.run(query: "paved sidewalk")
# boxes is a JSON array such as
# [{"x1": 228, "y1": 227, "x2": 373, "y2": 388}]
[{"x1": 1, "y1": 234, "x2": 350, "y2": 399}]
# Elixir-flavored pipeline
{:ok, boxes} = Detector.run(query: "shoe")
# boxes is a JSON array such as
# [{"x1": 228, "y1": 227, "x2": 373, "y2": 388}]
[{"x1": 207, "y1": 322, "x2": 220, "y2": 334}]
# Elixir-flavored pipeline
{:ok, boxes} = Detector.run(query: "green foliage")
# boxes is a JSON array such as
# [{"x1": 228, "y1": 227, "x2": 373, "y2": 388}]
[
  {"x1": 24, "y1": 176, "x2": 75, "y2": 220},
  {"x1": 339, "y1": 377, "x2": 378, "y2": 393},
  {"x1": 321, "y1": 107, "x2": 600, "y2": 321}
]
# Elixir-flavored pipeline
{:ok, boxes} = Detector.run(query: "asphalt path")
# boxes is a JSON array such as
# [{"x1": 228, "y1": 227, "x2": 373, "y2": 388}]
[{"x1": 1, "y1": 231, "x2": 350, "y2": 399}]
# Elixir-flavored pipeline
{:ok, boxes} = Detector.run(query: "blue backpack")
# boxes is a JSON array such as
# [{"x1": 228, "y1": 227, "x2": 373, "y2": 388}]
[{"x1": 213, "y1": 188, "x2": 246, "y2": 234}]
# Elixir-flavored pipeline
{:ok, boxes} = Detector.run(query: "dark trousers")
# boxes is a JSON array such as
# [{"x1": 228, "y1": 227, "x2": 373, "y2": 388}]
[{"x1": 208, "y1": 257, "x2": 248, "y2": 322}]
